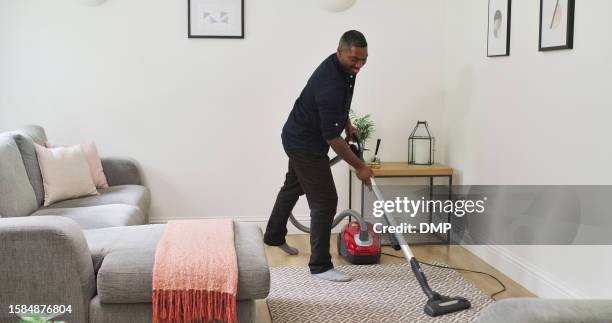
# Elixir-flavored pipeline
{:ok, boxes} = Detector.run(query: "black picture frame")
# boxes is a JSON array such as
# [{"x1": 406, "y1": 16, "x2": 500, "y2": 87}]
[
  {"x1": 188, "y1": 0, "x2": 244, "y2": 39},
  {"x1": 539, "y1": 0, "x2": 574, "y2": 51},
  {"x1": 487, "y1": 0, "x2": 512, "y2": 57}
]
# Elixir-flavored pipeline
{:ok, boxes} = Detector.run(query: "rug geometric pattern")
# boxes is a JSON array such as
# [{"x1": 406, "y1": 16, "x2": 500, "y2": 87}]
[{"x1": 267, "y1": 263, "x2": 493, "y2": 323}]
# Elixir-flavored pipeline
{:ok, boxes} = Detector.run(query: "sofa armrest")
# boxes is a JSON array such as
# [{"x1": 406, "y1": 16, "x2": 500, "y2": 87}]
[
  {"x1": 0, "y1": 216, "x2": 96, "y2": 322},
  {"x1": 476, "y1": 298, "x2": 612, "y2": 323},
  {"x1": 101, "y1": 157, "x2": 143, "y2": 186}
]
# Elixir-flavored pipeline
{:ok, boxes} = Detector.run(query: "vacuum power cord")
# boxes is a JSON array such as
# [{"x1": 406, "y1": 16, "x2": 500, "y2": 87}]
[{"x1": 380, "y1": 250, "x2": 507, "y2": 300}]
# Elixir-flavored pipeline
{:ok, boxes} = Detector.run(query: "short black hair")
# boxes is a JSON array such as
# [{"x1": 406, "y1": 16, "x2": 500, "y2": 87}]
[{"x1": 339, "y1": 30, "x2": 367, "y2": 50}]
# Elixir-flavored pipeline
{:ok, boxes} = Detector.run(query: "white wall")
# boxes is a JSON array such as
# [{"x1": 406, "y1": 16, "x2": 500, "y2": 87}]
[
  {"x1": 0, "y1": 0, "x2": 446, "y2": 224},
  {"x1": 442, "y1": 0, "x2": 612, "y2": 298}
]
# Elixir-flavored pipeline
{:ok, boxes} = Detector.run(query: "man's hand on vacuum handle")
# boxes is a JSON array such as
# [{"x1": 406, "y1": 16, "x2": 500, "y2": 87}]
[{"x1": 327, "y1": 137, "x2": 373, "y2": 186}]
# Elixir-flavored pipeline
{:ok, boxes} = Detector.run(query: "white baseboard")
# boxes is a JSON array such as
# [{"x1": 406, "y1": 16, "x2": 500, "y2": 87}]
[
  {"x1": 464, "y1": 244, "x2": 586, "y2": 299},
  {"x1": 149, "y1": 214, "x2": 347, "y2": 234}
]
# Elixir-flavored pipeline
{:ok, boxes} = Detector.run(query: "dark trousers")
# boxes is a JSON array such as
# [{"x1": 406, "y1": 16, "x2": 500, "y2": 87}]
[{"x1": 264, "y1": 150, "x2": 338, "y2": 274}]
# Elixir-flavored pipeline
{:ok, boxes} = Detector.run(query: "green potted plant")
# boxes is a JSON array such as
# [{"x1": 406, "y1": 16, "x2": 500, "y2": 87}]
[
  {"x1": 349, "y1": 110, "x2": 375, "y2": 148},
  {"x1": 18, "y1": 315, "x2": 65, "y2": 323}
]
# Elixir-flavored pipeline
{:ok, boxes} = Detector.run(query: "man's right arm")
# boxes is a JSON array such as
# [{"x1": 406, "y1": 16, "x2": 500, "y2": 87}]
[
  {"x1": 327, "y1": 137, "x2": 373, "y2": 186},
  {"x1": 315, "y1": 84, "x2": 374, "y2": 185}
]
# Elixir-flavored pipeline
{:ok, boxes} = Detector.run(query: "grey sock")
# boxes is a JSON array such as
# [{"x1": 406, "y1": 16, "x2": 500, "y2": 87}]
[
  {"x1": 312, "y1": 269, "x2": 352, "y2": 282},
  {"x1": 278, "y1": 243, "x2": 299, "y2": 255}
]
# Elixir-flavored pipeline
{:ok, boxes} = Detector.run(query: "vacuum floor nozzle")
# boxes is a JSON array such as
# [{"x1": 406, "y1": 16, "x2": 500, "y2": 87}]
[{"x1": 424, "y1": 295, "x2": 471, "y2": 317}]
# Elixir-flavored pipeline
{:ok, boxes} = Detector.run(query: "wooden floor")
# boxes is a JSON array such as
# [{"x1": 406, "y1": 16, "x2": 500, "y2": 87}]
[{"x1": 255, "y1": 234, "x2": 535, "y2": 323}]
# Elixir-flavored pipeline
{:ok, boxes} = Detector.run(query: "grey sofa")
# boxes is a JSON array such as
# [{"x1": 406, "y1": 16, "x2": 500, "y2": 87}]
[
  {"x1": 0, "y1": 125, "x2": 270, "y2": 323},
  {"x1": 476, "y1": 298, "x2": 612, "y2": 323}
]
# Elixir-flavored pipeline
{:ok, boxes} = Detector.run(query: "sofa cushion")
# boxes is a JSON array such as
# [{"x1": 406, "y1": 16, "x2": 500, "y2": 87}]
[
  {"x1": 0, "y1": 136, "x2": 38, "y2": 217},
  {"x1": 88, "y1": 222, "x2": 270, "y2": 303},
  {"x1": 475, "y1": 299, "x2": 612, "y2": 323},
  {"x1": 96, "y1": 249, "x2": 156, "y2": 303},
  {"x1": 35, "y1": 144, "x2": 99, "y2": 206},
  {"x1": 42, "y1": 185, "x2": 150, "y2": 214},
  {"x1": 233, "y1": 222, "x2": 272, "y2": 301},
  {"x1": 10, "y1": 133, "x2": 45, "y2": 206},
  {"x1": 31, "y1": 204, "x2": 145, "y2": 230},
  {"x1": 47, "y1": 141, "x2": 109, "y2": 189},
  {"x1": 84, "y1": 224, "x2": 165, "y2": 274},
  {"x1": 11, "y1": 125, "x2": 48, "y2": 206}
]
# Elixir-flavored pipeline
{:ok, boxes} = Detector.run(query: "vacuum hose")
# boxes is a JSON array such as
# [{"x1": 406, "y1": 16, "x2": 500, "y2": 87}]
[{"x1": 289, "y1": 209, "x2": 371, "y2": 243}]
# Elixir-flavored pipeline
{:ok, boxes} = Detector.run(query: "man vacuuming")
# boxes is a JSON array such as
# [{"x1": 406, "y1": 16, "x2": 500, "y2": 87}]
[{"x1": 264, "y1": 30, "x2": 373, "y2": 282}]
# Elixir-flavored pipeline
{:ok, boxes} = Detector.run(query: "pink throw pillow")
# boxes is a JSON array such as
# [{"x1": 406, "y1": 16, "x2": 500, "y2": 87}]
[
  {"x1": 35, "y1": 144, "x2": 99, "y2": 206},
  {"x1": 46, "y1": 141, "x2": 109, "y2": 189}
]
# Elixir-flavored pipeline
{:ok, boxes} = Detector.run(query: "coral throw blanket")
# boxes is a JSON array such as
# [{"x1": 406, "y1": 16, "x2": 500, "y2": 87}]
[{"x1": 152, "y1": 219, "x2": 238, "y2": 323}]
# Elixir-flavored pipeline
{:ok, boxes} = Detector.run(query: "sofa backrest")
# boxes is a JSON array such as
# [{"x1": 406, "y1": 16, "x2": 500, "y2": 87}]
[
  {"x1": 0, "y1": 135, "x2": 38, "y2": 217},
  {"x1": 14, "y1": 125, "x2": 48, "y2": 146},
  {"x1": 9, "y1": 125, "x2": 48, "y2": 207}
]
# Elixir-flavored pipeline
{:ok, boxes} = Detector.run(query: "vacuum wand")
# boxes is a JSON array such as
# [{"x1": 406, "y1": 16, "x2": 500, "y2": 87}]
[
  {"x1": 369, "y1": 178, "x2": 413, "y2": 259},
  {"x1": 368, "y1": 178, "x2": 471, "y2": 317}
]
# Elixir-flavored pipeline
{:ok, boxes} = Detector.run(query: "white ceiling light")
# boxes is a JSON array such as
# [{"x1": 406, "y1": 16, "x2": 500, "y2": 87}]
[
  {"x1": 319, "y1": 0, "x2": 356, "y2": 12},
  {"x1": 79, "y1": 0, "x2": 107, "y2": 6}
]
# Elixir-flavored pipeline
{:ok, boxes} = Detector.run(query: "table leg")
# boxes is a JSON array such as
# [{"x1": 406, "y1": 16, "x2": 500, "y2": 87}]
[
  {"x1": 447, "y1": 175, "x2": 453, "y2": 244},
  {"x1": 428, "y1": 176, "x2": 434, "y2": 224}
]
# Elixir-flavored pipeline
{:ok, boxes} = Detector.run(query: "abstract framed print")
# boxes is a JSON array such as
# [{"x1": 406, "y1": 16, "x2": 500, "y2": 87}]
[
  {"x1": 488, "y1": 0, "x2": 511, "y2": 57},
  {"x1": 539, "y1": 0, "x2": 574, "y2": 51},
  {"x1": 188, "y1": 0, "x2": 244, "y2": 38}
]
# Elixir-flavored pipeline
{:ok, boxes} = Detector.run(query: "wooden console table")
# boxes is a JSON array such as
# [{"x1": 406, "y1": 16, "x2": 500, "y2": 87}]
[{"x1": 349, "y1": 162, "x2": 454, "y2": 244}]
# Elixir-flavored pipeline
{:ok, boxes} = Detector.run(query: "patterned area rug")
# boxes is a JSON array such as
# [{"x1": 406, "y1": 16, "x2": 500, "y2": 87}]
[{"x1": 267, "y1": 263, "x2": 493, "y2": 323}]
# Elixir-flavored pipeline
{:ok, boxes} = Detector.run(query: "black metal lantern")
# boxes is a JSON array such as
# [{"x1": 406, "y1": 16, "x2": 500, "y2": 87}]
[{"x1": 408, "y1": 121, "x2": 435, "y2": 165}]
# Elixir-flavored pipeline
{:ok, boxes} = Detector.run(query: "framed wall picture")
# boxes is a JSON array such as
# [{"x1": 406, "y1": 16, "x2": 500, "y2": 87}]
[
  {"x1": 188, "y1": 0, "x2": 244, "y2": 38},
  {"x1": 487, "y1": 0, "x2": 512, "y2": 57},
  {"x1": 539, "y1": 0, "x2": 574, "y2": 51}
]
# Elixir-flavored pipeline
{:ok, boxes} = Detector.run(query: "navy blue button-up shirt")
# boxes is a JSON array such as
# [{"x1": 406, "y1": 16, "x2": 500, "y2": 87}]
[{"x1": 281, "y1": 53, "x2": 356, "y2": 155}]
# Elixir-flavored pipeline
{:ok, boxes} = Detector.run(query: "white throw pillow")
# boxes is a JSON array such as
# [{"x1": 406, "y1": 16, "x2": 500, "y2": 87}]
[
  {"x1": 34, "y1": 144, "x2": 99, "y2": 206},
  {"x1": 46, "y1": 141, "x2": 109, "y2": 189}
]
